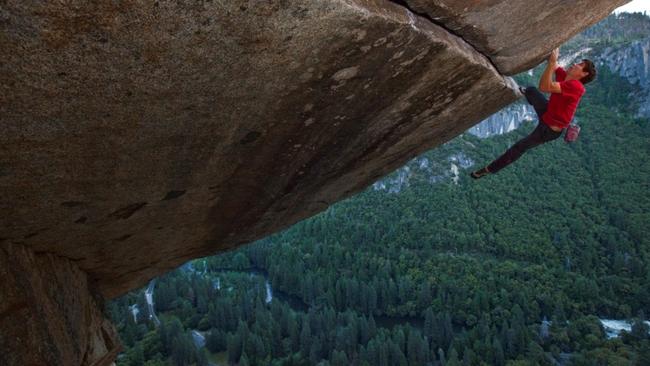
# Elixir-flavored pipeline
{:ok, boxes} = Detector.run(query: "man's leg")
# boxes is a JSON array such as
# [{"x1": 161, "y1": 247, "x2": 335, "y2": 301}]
[
  {"x1": 485, "y1": 123, "x2": 562, "y2": 174},
  {"x1": 470, "y1": 87, "x2": 552, "y2": 179},
  {"x1": 521, "y1": 86, "x2": 548, "y2": 119}
]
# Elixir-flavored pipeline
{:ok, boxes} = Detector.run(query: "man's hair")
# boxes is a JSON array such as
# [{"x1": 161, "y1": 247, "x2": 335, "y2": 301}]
[{"x1": 580, "y1": 59, "x2": 596, "y2": 84}]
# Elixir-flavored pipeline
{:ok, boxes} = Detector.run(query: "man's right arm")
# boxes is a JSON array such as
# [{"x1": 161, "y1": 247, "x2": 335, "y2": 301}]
[{"x1": 539, "y1": 48, "x2": 561, "y2": 94}]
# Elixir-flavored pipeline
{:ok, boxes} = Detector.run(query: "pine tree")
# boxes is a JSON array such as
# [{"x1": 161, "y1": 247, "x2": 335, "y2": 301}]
[
  {"x1": 389, "y1": 340, "x2": 408, "y2": 366},
  {"x1": 239, "y1": 352, "x2": 251, "y2": 366},
  {"x1": 368, "y1": 315, "x2": 377, "y2": 340},
  {"x1": 171, "y1": 334, "x2": 193, "y2": 366},
  {"x1": 636, "y1": 340, "x2": 650, "y2": 366},
  {"x1": 127, "y1": 344, "x2": 145, "y2": 366},
  {"x1": 196, "y1": 348, "x2": 209, "y2": 366},
  {"x1": 288, "y1": 313, "x2": 300, "y2": 352},
  {"x1": 367, "y1": 286, "x2": 378, "y2": 315},
  {"x1": 206, "y1": 329, "x2": 226, "y2": 353},
  {"x1": 309, "y1": 340, "x2": 322, "y2": 364},
  {"x1": 300, "y1": 319, "x2": 312, "y2": 358},
  {"x1": 359, "y1": 317, "x2": 370, "y2": 345},
  {"x1": 492, "y1": 338, "x2": 505, "y2": 366},
  {"x1": 331, "y1": 349, "x2": 349, "y2": 366},
  {"x1": 525, "y1": 341, "x2": 549, "y2": 366},
  {"x1": 378, "y1": 340, "x2": 390, "y2": 366},
  {"x1": 631, "y1": 317, "x2": 650, "y2": 341},
  {"x1": 366, "y1": 340, "x2": 379, "y2": 366},
  {"x1": 407, "y1": 330, "x2": 424, "y2": 366},
  {"x1": 227, "y1": 332, "x2": 243, "y2": 365},
  {"x1": 462, "y1": 348, "x2": 474, "y2": 366},
  {"x1": 446, "y1": 348, "x2": 461, "y2": 366},
  {"x1": 423, "y1": 308, "x2": 435, "y2": 340}
]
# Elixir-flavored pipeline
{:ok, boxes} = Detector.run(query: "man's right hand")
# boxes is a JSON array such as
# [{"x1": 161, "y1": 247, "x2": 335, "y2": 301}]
[{"x1": 549, "y1": 48, "x2": 559, "y2": 64}]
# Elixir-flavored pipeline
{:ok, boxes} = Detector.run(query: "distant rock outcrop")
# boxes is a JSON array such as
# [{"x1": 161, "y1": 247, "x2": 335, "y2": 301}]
[
  {"x1": 601, "y1": 38, "x2": 650, "y2": 116},
  {"x1": 468, "y1": 103, "x2": 536, "y2": 138},
  {"x1": 0, "y1": 1, "x2": 629, "y2": 365}
]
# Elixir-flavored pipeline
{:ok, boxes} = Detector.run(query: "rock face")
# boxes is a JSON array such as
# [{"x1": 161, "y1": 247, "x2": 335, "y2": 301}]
[
  {"x1": 0, "y1": 0, "x2": 626, "y2": 364},
  {"x1": 0, "y1": 243, "x2": 120, "y2": 366},
  {"x1": 1, "y1": 0, "x2": 519, "y2": 298},
  {"x1": 403, "y1": 0, "x2": 630, "y2": 74}
]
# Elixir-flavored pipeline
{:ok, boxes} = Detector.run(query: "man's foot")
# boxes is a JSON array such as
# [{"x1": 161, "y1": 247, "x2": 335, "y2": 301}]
[{"x1": 470, "y1": 167, "x2": 491, "y2": 179}]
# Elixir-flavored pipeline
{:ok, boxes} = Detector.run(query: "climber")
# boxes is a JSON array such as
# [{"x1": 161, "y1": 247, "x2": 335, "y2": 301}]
[{"x1": 470, "y1": 48, "x2": 596, "y2": 179}]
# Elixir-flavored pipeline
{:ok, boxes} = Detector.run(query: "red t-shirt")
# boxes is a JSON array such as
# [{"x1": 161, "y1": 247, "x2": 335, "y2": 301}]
[{"x1": 542, "y1": 67, "x2": 585, "y2": 130}]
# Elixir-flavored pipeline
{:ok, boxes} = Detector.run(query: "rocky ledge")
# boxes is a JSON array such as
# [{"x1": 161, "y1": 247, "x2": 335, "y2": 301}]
[{"x1": 0, "y1": 0, "x2": 628, "y2": 364}]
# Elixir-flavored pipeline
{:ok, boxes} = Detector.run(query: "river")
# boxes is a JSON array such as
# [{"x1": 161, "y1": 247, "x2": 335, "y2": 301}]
[{"x1": 145, "y1": 279, "x2": 160, "y2": 326}]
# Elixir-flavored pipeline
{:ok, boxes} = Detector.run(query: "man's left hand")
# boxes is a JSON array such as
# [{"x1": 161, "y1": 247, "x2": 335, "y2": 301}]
[{"x1": 549, "y1": 48, "x2": 559, "y2": 64}]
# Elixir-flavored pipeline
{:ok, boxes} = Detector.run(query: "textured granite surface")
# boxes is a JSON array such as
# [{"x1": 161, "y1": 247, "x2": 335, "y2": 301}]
[
  {"x1": 404, "y1": 0, "x2": 630, "y2": 74},
  {"x1": 0, "y1": 1, "x2": 623, "y2": 363},
  {"x1": 0, "y1": 243, "x2": 120, "y2": 366}
]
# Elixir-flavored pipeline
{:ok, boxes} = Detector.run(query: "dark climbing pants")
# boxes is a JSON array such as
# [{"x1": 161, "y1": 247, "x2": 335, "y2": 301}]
[{"x1": 487, "y1": 87, "x2": 562, "y2": 173}]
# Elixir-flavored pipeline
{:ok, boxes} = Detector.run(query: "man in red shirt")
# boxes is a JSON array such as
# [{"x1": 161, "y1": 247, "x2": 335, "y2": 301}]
[{"x1": 471, "y1": 48, "x2": 596, "y2": 179}]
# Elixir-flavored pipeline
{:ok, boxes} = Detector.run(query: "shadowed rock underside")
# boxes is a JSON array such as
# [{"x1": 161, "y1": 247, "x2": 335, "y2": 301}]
[{"x1": 0, "y1": 0, "x2": 628, "y2": 365}]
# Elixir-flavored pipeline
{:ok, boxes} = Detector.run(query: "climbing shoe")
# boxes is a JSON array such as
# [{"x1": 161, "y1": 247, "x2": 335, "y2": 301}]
[{"x1": 470, "y1": 167, "x2": 490, "y2": 179}]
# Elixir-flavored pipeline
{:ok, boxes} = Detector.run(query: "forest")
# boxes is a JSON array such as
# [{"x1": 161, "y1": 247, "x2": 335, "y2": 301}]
[{"x1": 108, "y1": 13, "x2": 650, "y2": 366}]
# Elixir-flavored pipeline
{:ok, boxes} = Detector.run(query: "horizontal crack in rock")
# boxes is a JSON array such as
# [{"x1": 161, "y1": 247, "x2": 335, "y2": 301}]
[{"x1": 388, "y1": 0, "x2": 504, "y2": 75}]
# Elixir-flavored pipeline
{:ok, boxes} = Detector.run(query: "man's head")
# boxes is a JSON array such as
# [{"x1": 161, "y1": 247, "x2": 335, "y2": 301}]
[{"x1": 568, "y1": 59, "x2": 596, "y2": 84}]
